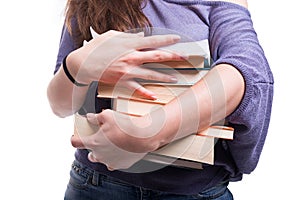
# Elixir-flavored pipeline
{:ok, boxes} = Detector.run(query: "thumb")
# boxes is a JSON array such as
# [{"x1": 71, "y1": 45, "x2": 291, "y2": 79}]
[
  {"x1": 72, "y1": 113, "x2": 99, "y2": 149},
  {"x1": 87, "y1": 112, "x2": 108, "y2": 126},
  {"x1": 86, "y1": 113, "x2": 101, "y2": 125}
]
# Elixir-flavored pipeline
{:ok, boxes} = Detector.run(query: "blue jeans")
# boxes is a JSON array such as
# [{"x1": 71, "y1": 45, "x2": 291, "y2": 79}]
[{"x1": 64, "y1": 160, "x2": 233, "y2": 200}]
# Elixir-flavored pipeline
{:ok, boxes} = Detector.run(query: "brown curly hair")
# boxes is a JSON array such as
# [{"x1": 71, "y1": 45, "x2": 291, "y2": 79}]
[{"x1": 65, "y1": 0, "x2": 151, "y2": 45}]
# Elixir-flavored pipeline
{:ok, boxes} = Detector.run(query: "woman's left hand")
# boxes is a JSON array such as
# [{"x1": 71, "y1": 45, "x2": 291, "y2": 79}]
[{"x1": 71, "y1": 110, "x2": 159, "y2": 170}]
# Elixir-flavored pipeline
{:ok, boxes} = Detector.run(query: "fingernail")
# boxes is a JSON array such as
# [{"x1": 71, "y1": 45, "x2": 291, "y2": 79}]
[
  {"x1": 150, "y1": 95, "x2": 158, "y2": 100},
  {"x1": 170, "y1": 77, "x2": 178, "y2": 82},
  {"x1": 86, "y1": 113, "x2": 95, "y2": 119},
  {"x1": 180, "y1": 54, "x2": 189, "y2": 60},
  {"x1": 86, "y1": 113, "x2": 98, "y2": 123},
  {"x1": 172, "y1": 35, "x2": 181, "y2": 42}
]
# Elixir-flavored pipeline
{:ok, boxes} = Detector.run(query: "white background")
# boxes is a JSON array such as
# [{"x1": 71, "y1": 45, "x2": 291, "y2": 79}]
[{"x1": 0, "y1": 0, "x2": 299, "y2": 199}]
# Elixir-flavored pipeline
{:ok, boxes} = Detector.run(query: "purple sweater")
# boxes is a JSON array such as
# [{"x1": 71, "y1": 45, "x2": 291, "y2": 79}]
[{"x1": 55, "y1": 0, "x2": 274, "y2": 195}]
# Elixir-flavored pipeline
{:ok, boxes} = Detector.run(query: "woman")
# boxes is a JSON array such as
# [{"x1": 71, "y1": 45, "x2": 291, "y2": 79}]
[{"x1": 47, "y1": 0, "x2": 273, "y2": 199}]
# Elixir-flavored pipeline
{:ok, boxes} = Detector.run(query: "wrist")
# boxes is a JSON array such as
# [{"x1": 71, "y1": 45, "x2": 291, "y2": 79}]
[
  {"x1": 114, "y1": 114, "x2": 167, "y2": 153},
  {"x1": 66, "y1": 52, "x2": 91, "y2": 86},
  {"x1": 136, "y1": 108, "x2": 180, "y2": 152}
]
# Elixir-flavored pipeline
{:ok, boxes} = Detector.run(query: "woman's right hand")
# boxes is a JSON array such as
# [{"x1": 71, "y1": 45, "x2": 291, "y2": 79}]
[{"x1": 67, "y1": 30, "x2": 184, "y2": 99}]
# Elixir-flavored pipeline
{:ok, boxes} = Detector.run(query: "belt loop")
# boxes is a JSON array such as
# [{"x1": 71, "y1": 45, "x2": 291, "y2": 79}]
[{"x1": 91, "y1": 171, "x2": 100, "y2": 186}]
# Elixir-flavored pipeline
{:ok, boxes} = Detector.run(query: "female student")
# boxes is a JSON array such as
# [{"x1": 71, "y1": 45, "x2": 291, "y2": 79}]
[{"x1": 47, "y1": 0, "x2": 273, "y2": 199}]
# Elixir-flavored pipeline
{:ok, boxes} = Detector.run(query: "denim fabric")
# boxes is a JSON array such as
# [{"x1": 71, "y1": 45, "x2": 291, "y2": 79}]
[{"x1": 64, "y1": 160, "x2": 233, "y2": 200}]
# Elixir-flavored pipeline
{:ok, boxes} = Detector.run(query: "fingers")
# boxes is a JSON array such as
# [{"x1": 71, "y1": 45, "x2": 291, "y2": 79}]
[
  {"x1": 71, "y1": 113, "x2": 101, "y2": 149},
  {"x1": 86, "y1": 113, "x2": 100, "y2": 125},
  {"x1": 91, "y1": 30, "x2": 145, "y2": 46},
  {"x1": 122, "y1": 66, "x2": 179, "y2": 99},
  {"x1": 88, "y1": 152, "x2": 115, "y2": 171},
  {"x1": 124, "y1": 80, "x2": 157, "y2": 100},
  {"x1": 132, "y1": 34, "x2": 181, "y2": 50},
  {"x1": 94, "y1": 29, "x2": 180, "y2": 49},
  {"x1": 125, "y1": 67, "x2": 178, "y2": 83},
  {"x1": 130, "y1": 49, "x2": 187, "y2": 64},
  {"x1": 100, "y1": 30, "x2": 145, "y2": 39},
  {"x1": 118, "y1": 66, "x2": 179, "y2": 100},
  {"x1": 88, "y1": 151, "x2": 99, "y2": 162},
  {"x1": 87, "y1": 112, "x2": 109, "y2": 127},
  {"x1": 116, "y1": 49, "x2": 185, "y2": 85}
]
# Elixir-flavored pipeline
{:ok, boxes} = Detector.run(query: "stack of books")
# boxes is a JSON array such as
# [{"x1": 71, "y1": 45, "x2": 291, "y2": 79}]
[
  {"x1": 98, "y1": 40, "x2": 211, "y2": 116},
  {"x1": 74, "y1": 39, "x2": 234, "y2": 169}
]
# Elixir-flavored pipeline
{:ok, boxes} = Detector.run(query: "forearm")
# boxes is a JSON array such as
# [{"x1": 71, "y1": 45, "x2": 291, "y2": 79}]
[
  {"x1": 145, "y1": 3, "x2": 253, "y2": 150},
  {"x1": 47, "y1": 57, "x2": 90, "y2": 117},
  {"x1": 146, "y1": 63, "x2": 244, "y2": 150}
]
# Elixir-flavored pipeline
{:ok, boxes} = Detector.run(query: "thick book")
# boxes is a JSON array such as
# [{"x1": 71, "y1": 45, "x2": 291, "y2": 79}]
[
  {"x1": 157, "y1": 40, "x2": 210, "y2": 60},
  {"x1": 142, "y1": 153, "x2": 203, "y2": 169},
  {"x1": 138, "y1": 40, "x2": 210, "y2": 85},
  {"x1": 113, "y1": 96, "x2": 164, "y2": 116},
  {"x1": 147, "y1": 132, "x2": 215, "y2": 165}
]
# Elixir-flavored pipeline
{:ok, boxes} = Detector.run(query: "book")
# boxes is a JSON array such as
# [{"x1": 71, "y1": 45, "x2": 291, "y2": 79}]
[
  {"x1": 142, "y1": 153, "x2": 203, "y2": 169},
  {"x1": 156, "y1": 40, "x2": 210, "y2": 62},
  {"x1": 113, "y1": 96, "x2": 164, "y2": 116},
  {"x1": 141, "y1": 40, "x2": 211, "y2": 72},
  {"x1": 198, "y1": 125, "x2": 234, "y2": 140},
  {"x1": 136, "y1": 41, "x2": 210, "y2": 85},
  {"x1": 144, "y1": 125, "x2": 235, "y2": 167},
  {"x1": 147, "y1": 132, "x2": 215, "y2": 165}
]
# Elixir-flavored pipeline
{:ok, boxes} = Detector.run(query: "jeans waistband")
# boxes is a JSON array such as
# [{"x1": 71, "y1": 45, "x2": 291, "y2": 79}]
[{"x1": 71, "y1": 159, "x2": 102, "y2": 186}]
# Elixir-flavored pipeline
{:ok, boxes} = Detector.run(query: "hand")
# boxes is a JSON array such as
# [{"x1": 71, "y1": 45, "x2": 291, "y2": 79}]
[
  {"x1": 71, "y1": 110, "x2": 158, "y2": 170},
  {"x1": 68, "y1": 30, "x2": 184, "y2": 99}
]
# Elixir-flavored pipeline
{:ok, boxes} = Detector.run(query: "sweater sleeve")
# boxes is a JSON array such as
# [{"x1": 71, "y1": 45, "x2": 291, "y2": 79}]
[
  {"x1": 208, "y1": 2, "x2": 274, "y2": 174},
  {"x1": 54, "y1": 20, "x2": 78, "y2": 74}
]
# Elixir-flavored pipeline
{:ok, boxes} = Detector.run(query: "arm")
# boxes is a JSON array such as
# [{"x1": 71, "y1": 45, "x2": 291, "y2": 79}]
[
  {"x1": 208, "y1": 1, "x2": 274, "y2": 173},
  {"x1": 47, "y1": 59, "x2": 90, "y2": 117},
  {"x1": 144, "y1": 64, "x2": 245, "y2": 150},
  {"x1": 47, "y1": 29, "x2": 185, "y2": 118},
  {"x1": 152, "y1": 0, "x2": 273, "y2": 175}
]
